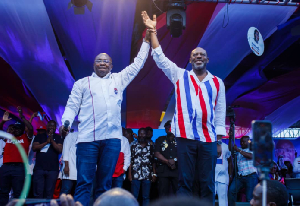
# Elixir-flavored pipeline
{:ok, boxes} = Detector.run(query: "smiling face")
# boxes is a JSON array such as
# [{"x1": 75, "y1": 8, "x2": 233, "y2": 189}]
[
  {"x1": 190, "y1": 47, "x2": 209, "y2": 71},
  {"x1": 93, "y1": 53, "x2": 113, "y2": 78}
]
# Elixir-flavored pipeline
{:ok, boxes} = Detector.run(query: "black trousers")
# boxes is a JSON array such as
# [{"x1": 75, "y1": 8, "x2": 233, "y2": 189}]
[
  {"x1": 158, "y1": 176, "x2": 178, "y2": 197},
  {"x1": 176, "y1": 138, "x2": 217, "y2": 204},
  {"x1": 33, "y1": 169, "x2": 59, "y2": 199},
  {"x1": 0, "y1": 163, "x2": 25, "y2": 205}
]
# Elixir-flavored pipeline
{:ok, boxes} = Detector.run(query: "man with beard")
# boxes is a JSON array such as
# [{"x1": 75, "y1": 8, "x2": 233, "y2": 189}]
[
  {"x1": 60, "y1": 29, "x2": 151, "y2": 206},
  {"x1": 32, "y1": 120, "x2": 63, "y2": 199},
  {"x1": 0, "y1": 107, "x2": 33, "y2": 205},
  {"x1": 141, "y1": 11, "x2": 226, "y2": 204},
  {"x1": 228, "y1": 136, "x2": 258, "y2": 206},
  {"x1": 128, "y1": 128, "x2": 156, "y2": 206}
]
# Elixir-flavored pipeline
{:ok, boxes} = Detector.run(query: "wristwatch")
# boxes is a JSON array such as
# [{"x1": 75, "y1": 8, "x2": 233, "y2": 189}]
[
  {"x1": 152, "y1": 174, "x2": 157, "y2": 177},
  {"x1": 217, "y1": 140, "x2": 222, "y2": 145}
]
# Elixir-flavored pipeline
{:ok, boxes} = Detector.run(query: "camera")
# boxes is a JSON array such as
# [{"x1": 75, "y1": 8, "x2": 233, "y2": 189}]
[{"x1": 252, "y1": 120, "x2": 274, "y2": 168}]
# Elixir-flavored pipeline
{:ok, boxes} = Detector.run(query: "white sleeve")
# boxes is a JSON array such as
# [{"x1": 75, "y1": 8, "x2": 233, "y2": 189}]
[
  {"x1": 118, "y1": 42, "x2": 150, "y2": 91},
  {"x1": 123, "y1": 138, "x2": 131, "y2": 171},
  {"x1": 61, "y1": 80, "x2": 83, "y2": 128},
  {"x1": 151, "y1": 45, "x2": 184, "y2": 84},
  {"x1": 62, "y1": 134, "x2": 71, "y2": 162},
  {"x1": 214, "y1": 78, "x2": 226, "y2": 136}
]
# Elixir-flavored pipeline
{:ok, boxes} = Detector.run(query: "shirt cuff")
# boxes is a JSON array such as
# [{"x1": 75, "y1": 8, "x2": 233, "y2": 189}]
[
  {"x1": 151, "y1": 45, "x2": 162, "y2": 56},
  {"x1": 216, "y1": 126, "x2": 226, "y2": 136},
  {"x1": 141, "y1": 41, "x2": 150, "y2": 50}
]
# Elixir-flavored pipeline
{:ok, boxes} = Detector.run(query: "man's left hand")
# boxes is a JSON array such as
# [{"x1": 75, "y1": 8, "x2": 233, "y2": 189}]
[{"x1": 50, "y1": 194, "x2": 82, "y2": 206}]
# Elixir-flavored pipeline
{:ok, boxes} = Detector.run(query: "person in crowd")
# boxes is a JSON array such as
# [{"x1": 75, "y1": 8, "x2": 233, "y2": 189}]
[
  {"x1": 142, "y1": 11, "x2": 226, "y2": 204},
  {"x1": 0, "y1": 107, "x2": 33, "y2": 205},
  {"x1": 60, "y1": 128, "x2": 78, "y2": 195},
  {"x1": 60, "y1": 28, "x2": 151, "y2": 206},
  {"x1": 215, "y1": 142, "x2": 231, "y2": 206},
  {"x1": 154, "y1": 120, "x2": 178, "y2": 197},
  {"x1": 32, "y1": 120, "x2": 63, "y2": 199},
  {"x1": 50, "y1": 188, "x2": 138, "y2": 206},
  {"x1": 94, "y1": 188, "x2": 139, "y2": 206},
  {"x1": 27, "y1": 123, "x2": 47, "y2": 198},
  {"x1": 112, "y1": 132, "x2": 131, "y2": 188},
  {"x1": 145, "y1": 127, "x2": 154, "y2": 144},
  {"x1": 293, "y1": 154, "x2": 300, "y2": 178},
  {"x1": 284, "y1": 161, "x2": 293, "y2": 178},
  {"x1": 269, "y1": 161, "x2": 284, "y2": 184},
  {"x1": 250, "y1": 180, "x2": 288, "y2": 206},
  {"x1": 228, "y1": 136, "x2": 258, "y2": 206},
  {"x1": 128, "y1": 128, "x2": 156, "y2": 206},
  {"x1": 124, "y1": 128, "x2": 135, "y2": 146}
]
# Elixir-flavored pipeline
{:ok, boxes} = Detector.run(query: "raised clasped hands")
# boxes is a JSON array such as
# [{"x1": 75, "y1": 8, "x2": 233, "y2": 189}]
[{"x1": 141, "y1": 11, "x2": 156, "y2": 30}]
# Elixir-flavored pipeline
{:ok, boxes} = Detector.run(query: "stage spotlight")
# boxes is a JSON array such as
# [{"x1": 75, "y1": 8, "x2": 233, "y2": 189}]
[
  {"x1": 166, "y1": 0, "x2": 186, "y2": 38},
  {"x1": 68, "y1": 0, "x2": 93, "y2": 15}
]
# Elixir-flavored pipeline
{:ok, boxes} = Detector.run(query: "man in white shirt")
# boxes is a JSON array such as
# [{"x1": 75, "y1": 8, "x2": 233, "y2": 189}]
[
  {"x1": 61, "y1": 31, "x2": 151, "y2": 206},
  {"x1": 60, "y1": 131, "x2": 78, "y2": 195},
  {"x1": 142, "y1": 12, "x2": 226, "y2": 204},
  {"x1": 215, "y1": 143, "x2": 231, "y2": 206}
]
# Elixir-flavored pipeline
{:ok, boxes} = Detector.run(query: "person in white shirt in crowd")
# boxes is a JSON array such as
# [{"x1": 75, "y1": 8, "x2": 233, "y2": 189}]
[
  {"x1": 60, "y1": 29, "x2": 151, "y2": 206},
  {"x1": 60, "y1": 126, "x2": 78, "y2": 195},
  {"x1": 112, "y1": 130, "x2": 131, "y2": 188},
  {"x1": 293, "y1": 154, "x2": 300, "y2": 178},
  {"x1": 215, "y1": 143, "x2": 231, "y2": 206}
]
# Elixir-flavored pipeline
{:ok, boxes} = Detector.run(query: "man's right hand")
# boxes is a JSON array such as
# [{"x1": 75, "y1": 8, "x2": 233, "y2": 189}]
[
  {"x1": 60, "y1": 125, "x2": 70, "y2": 137},
  {"x1": 2, "y1": 111, "x2": 12, "y2": 122},
  {"x1": 64, "y1": 165, "x2": 70, "y2": 176}
]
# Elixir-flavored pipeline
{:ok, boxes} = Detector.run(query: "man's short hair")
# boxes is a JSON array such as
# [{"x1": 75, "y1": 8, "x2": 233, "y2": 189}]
[
  {"x1": 145, "y1": 126, "x2": 153, "y2": 132},
  {"x1": 94, "y1": 188, "x2": 138, "y2": 206},
  {"x1": 126, "y1": 128, "x2": 133, "y2": 135},
  {"x1": 265, "y1": 180, "x2": 288, "y2": 206},
  {"x1": 241, "y1": 135, "x2": 250, "y2": 140},
  {"x1": 47, "y1": 120, "x2": 57, "y2": 127},
  {"x1": 164, "y1": 120, "x2": 171, "y2": 128},
  {"x1": 138, "y1": 128, "x2": 146, "y2": 134}
]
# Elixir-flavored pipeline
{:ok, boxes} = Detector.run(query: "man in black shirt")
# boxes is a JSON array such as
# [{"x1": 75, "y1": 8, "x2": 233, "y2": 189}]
[
  {"x1": 32, "y1": 120, "x2": 63, "y2": 198},
  {"x1": 155, "y1": 120, "x2": 178, "y2": 197}
]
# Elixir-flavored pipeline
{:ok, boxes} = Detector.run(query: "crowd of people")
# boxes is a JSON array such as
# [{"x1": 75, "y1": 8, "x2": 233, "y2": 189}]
[{"x1": 0, "y1": 10, "x2": 299, "y2": 206}]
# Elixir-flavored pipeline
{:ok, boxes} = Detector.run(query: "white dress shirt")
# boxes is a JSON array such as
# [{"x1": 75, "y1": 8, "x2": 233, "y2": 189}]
[
  {"x1": 152, "y1": 46, "x2": 226, "y2": 141},
  {"x1": 62, "y1": 42, "x2": 150, "y2": 143},
  {"x1": 62, "y1": 132, "x2": 78, "y2": 180},
  {"x1": 121, "y1": 136, "x2": 131, "y2": 172}
]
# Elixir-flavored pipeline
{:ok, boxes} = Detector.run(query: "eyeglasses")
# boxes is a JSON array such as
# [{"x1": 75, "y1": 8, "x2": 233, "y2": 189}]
[{"x1": 95, "y1": 59, "x2": 110, "y2": 64}]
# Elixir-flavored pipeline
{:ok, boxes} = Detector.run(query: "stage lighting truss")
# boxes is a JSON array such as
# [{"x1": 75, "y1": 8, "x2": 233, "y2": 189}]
[{"x1": 68, "y1": 0, "x2": 93, "y2": 15}]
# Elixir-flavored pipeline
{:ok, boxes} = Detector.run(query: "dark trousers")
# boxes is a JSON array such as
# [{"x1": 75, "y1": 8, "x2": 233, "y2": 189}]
[
  {"x1": 0, "y1": 163, "x2": 25, "y2": 205},
  {"x1": 131, "y1": 179, "x2": 151, "y2": 206},
  {"x1": 158, "y1": 176, "x2": 178, "y2": 197},
  {"x1": 60, "y1": 179, "x2": 77, "y2": 195},
  {"x1": 176, "y1": 138, "x2": 217, "y2": 203},
  {"x1": 33, "y1": 170, "x2": 59, "y2": 199},
  {"x1": 112, "y1": 174, "x2": 124, "y2": 188},
  {"x1": 74, "y1": 139, "x2": 121, "y2": 206},
  {"x1": 228, "y1": 173, "x2": 258, "y2": 206}
]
